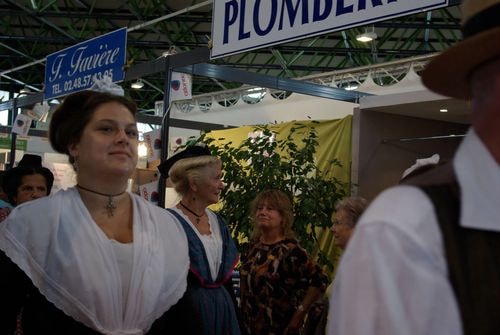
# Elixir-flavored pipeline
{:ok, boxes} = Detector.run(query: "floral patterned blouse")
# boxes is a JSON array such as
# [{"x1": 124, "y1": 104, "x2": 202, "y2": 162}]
[{"x1": 240, "y1": 238, "x2": 328, "y2": 335}]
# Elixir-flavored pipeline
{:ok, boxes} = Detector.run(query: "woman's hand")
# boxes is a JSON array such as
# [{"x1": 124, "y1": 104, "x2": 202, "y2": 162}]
[{"x1": 283, "y1": 309, "x2": 306, "y2": 335}]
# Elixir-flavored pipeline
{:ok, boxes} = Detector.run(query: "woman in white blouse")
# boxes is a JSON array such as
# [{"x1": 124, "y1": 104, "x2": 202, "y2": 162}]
[{"x1": 0, "y1": 90, "x2": 191, "y2": 334}]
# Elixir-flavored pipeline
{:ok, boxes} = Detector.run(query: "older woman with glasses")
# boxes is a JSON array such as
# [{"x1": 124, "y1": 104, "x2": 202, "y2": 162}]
[
  {"x1": 303, "y1": 196, "x2": 368, "y2": 335},
  {"x1": 330, "y1": 196, "x2": 368, "y2": 250}
]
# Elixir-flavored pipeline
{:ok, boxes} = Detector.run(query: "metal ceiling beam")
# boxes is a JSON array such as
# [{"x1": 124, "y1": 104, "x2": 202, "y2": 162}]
[
  {"x1": 0, "y1": 35, "x2": 454, "y2": 53},
  {"x1": 174, "y1": 63, "x2": 370, "y2": 103},
  {"x1": 4, "y1": 0, "x2": 77, "y2": 41},
  {"x1": 137, "y1": 114, "x2": 231, "y2": 130},
  {"x1": 0, "y1": 0, "x2": 463, "y2": 108}
]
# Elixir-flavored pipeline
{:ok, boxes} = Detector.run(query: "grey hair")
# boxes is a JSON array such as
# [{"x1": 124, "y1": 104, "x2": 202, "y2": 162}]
[
  {"x1": 169, "y1": 155, "x2": 221, "y2": 197},
  {"x1": 333, "y1": 196, "x2": 368, "y2": 228}
]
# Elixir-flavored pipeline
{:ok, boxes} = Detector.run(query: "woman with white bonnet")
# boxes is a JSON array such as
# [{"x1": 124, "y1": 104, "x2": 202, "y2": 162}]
[{"x1": 0, "y1": 82, "x2": 194, "y2": 334}]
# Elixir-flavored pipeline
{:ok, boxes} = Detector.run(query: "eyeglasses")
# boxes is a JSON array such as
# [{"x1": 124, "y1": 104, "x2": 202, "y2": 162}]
[{"x1": 331, "y1": 219, "x2": 350, "y2": 227}]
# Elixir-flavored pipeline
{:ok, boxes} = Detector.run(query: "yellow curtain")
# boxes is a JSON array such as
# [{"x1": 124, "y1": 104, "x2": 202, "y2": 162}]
[{"x1": 205, "y1": 116, "x2": 352, "y2": 277}]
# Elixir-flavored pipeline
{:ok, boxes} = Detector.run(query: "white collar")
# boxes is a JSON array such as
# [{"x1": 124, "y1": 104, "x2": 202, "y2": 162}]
[
  {"x1": 454, "y1": 128, "x2": 500, "y2": 231},
  {"x1": 0, "y1": 188, "x2": 189, "y2": 334}
]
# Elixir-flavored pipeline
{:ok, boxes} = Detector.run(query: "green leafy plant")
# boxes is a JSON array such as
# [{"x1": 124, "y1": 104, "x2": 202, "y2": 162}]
[{"x1": 196, "y1": 121, "x2": 348, "y2": 270}]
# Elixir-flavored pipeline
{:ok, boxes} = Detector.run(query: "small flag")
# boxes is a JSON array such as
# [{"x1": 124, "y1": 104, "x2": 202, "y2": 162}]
[
  {"x1": 170, "y1": 72, "x2": 192, "y2": 101},
  {"x1": 12, "y1": 114, "x2": 33, "y2": 136}
]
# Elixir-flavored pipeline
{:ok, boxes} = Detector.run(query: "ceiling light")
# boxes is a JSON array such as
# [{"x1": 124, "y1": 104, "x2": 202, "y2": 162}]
[
  {"x1": 131, "y1": 79, "x2": 144, "y2": 89},
  {"x1": 439, "y1": 108, "x2": 448, "y2": 113},
  {"x1": 162, "y1": 46, "x2": 177, "y2": 57},
  {"x1": 344, "y1": 85, "x2": 358, "y2": 91},
  {"x1": 356, "y1": 31, "x2": 377, "y2": 43},
  {"x1": 19, "y1": 87, "x2": 31, "y2": 94}
]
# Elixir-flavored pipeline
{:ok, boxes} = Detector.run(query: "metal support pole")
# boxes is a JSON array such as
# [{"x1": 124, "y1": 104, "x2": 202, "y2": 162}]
[
  {"x1": 158, "y1": 57, "x2": 172, "y2": 208},
  {"x1": 7, "y1": 98, "x2": 18, "y2": 170}
]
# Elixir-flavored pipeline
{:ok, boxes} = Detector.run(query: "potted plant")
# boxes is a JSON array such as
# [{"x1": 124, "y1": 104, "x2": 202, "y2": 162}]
[{"x1": 196, "y1": 121, "x2": 348, "y2": 270}]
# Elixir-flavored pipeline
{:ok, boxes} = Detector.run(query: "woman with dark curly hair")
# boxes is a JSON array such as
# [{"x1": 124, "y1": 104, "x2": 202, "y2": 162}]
[
  {"x1": 2, "y1": 155, "x2": 54, "y2": 205},
  {"x1": 0, "y1": 154, "x2": 54, "y2": 223}
]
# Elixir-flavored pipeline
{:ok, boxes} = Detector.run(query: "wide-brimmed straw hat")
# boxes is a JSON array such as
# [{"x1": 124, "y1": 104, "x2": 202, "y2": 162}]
[{"x1": 422, "y1": 0, "x2": 500, "y2": 99}]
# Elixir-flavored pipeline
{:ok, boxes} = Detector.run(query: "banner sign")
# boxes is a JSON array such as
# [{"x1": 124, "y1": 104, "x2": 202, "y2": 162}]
[
  {"x1": 170, "y1": 72, "x2": 193, "y2": 101},
  {"x1": 12, "y1": 114, "x2": 33, "y2": 136},
  {"x1": 143, "y1": 129, "x2": 162, "y2": 162},
  {"x1": 140, "y1": 180, "x2": 160, "y2": 205},
  {"x1": 0, "y1": 136, "x2": 27, "y2": 151},
  {"x1": 211, "y1": 0, "x2": 448, "y2": 59},
  {"x1": 44, "y1": 27, "x2": 127, "y2": 99}
]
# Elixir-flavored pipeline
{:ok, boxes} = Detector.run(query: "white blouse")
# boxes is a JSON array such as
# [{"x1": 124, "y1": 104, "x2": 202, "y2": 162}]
[
  {"x1": 110, "y1": 239, "x2": 134, "y2": 310},
  {"x1": 172, "y1": 208, "x2": 223, "y2": 281}
]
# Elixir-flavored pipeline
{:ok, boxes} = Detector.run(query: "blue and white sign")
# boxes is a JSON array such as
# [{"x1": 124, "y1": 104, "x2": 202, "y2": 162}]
[
  {"x1": 45, "y1": 27, "x2": 127, "y2": 99},
  {"x1": 211, "y1": 0, "x2": 448, "y2": 59}
]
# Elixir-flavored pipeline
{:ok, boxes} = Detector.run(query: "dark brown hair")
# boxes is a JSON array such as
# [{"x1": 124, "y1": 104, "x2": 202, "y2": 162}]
[
  {"x1": 49, "y1": 90, "x2": 137, "y2": 163},
  {"x1": 3, "y1": 166, "x2": 54, "y2": 205}
]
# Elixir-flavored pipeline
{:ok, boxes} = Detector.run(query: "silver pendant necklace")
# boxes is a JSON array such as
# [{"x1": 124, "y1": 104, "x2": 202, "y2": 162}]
[
  {"x1": 179, "y1": 202, "x2": 205, "y2": 224},
  {"x1": 77, "y1": 184, "x2": 126, "y2": 217}
]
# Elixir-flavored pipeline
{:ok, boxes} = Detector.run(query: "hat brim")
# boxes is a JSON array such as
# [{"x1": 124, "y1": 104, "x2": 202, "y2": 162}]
[
  {"x1": 422, "y1": 26, "x2": 500, "y2": 99},
  {"x1": 157, "y1": 145, "x2": 211, "y2": 178}
]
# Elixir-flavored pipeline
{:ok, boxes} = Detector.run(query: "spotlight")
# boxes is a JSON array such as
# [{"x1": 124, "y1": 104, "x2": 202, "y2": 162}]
[
  {"x1": 19, "y1": 87, "x2": 31, "y2": 94},
  {"x1": 131, "y1": 79, "x2": 144, "y2": 89},
  {"x1": 356, "y1": 31, "x2": 377, "y2": 43},
  {"x1": 162, "y1": 46, "x2": 178, "y2": 57},
  {"x1": 356, "y1": 26, "x2": 377, "y2": 43}
]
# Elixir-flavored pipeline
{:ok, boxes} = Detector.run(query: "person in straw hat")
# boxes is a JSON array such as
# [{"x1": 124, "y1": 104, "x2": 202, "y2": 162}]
[{"x1": 327, "y1": 1, "x2": 500, "y2": 334}]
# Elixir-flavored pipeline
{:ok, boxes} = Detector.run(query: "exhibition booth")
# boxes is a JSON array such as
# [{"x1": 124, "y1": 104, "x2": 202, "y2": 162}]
[{"x1": 0, "y1": 1, "x2": 469, "y2": 270}]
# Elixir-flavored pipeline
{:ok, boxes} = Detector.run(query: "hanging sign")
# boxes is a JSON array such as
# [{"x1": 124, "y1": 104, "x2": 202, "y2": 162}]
[
  {"x1": 11, "y1": 114, "x2": 33, "y2": 136},
  {"x1": 0, "y1": 136, "x2": 27, "y2": 151},
  {"x1": 170, "y1": 72, "x2": 193, "y2": 101},
  {"x1": 211, "y1": 0, "x2": 448, "y2": 59},
  {"x1": 44, "y1": 27, "x2": 127, "y2": 100}
]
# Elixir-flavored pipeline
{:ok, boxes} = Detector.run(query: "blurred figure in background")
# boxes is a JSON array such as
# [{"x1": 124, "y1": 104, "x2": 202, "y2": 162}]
[
  {"x1": 0, "y1": 171, "x2": 12, "y2": 205},
  {"x1": 0, "y1": 171, "x2": 14, "y2": 222},
  {"x1": 0, "y1": 154, "x2": 54, "y2": 222},
  {"x1": 303, "y1": 196, "x2": 367, "y2": 335},
  {"x1": 3, "y1": 154, "x2": 54, "y2": 206},
  {"x1": 330, "y1": 196, "x2": 368, "y2": 251}
]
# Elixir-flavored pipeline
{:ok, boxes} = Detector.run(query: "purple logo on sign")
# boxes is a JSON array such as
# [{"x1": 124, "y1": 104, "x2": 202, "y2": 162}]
[{"x1": 171, "y1": 80, "x2": 180, "y2": 91}]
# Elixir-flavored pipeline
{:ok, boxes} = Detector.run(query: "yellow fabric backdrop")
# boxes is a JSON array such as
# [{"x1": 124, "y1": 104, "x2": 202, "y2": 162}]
[{"x1": 205, "y1": 116, "x2": 352, "y2": 276}]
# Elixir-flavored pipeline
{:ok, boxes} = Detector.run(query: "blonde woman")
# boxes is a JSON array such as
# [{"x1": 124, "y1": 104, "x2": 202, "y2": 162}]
[{"x1": 158, "y1": 146, "x2": 241, "y2": 335}]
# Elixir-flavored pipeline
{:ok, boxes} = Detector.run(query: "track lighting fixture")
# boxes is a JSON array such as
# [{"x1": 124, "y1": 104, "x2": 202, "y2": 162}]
[
  {"x1": 131, "y1": 79, "x2": 144, "y2": 89},
  {"x1": 356, "y1": 27, "x2": 377, "y2": 42}
]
